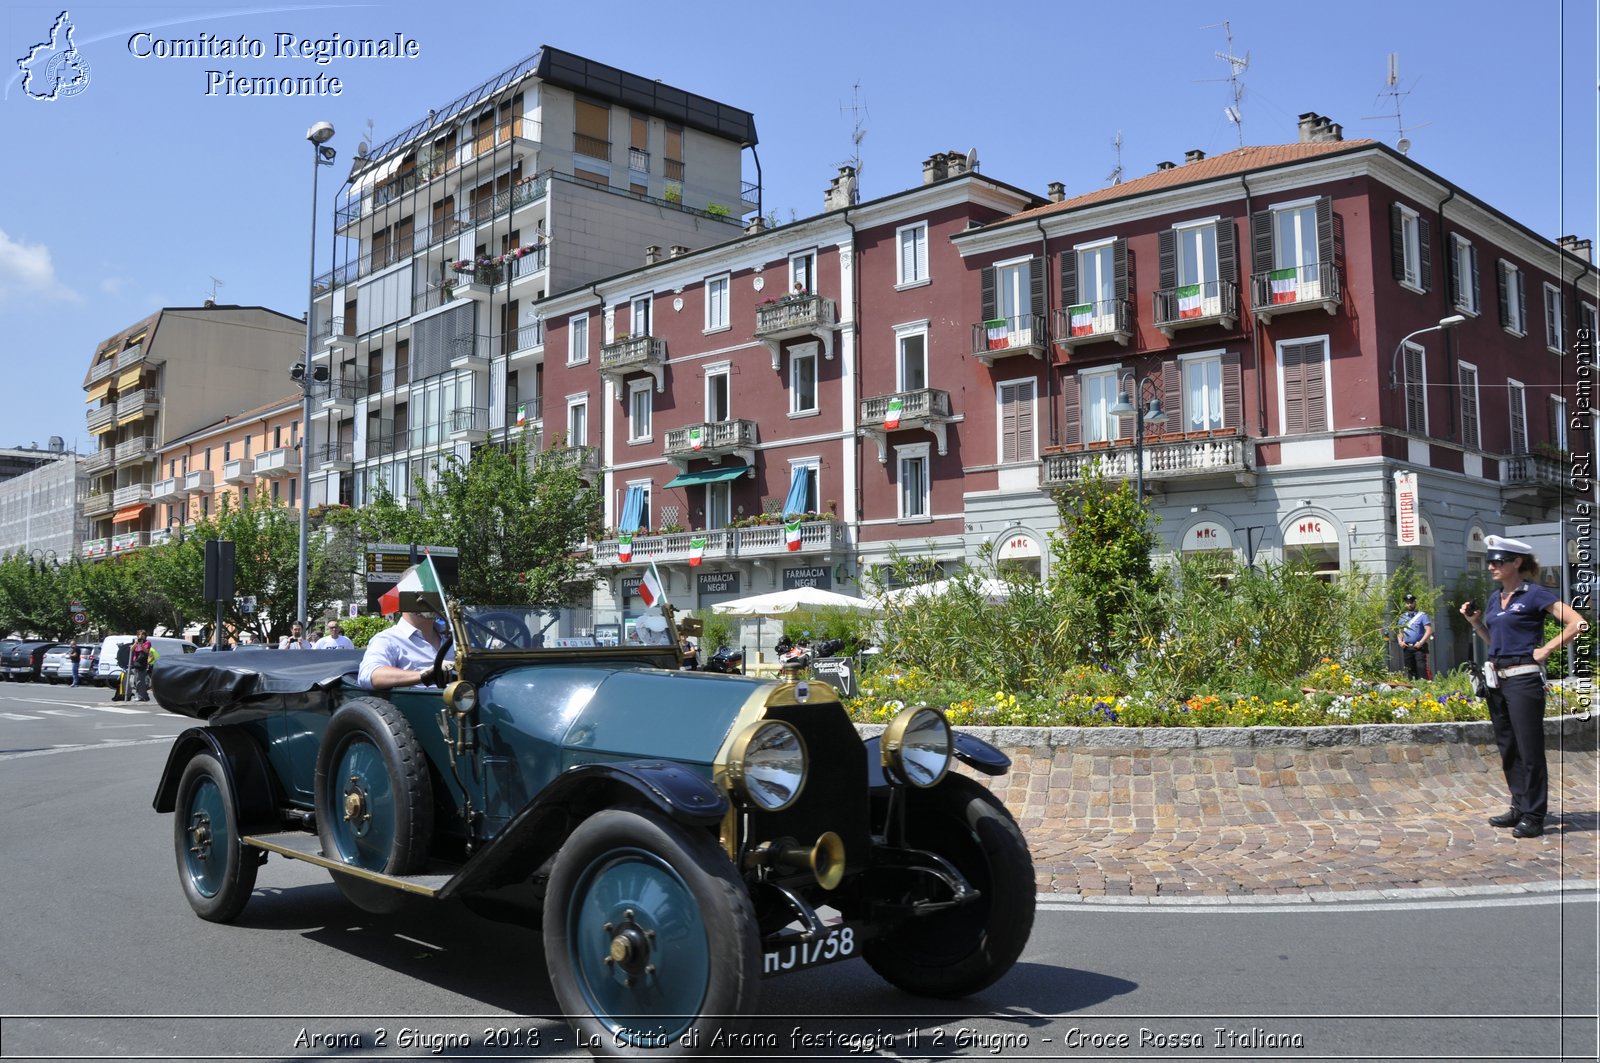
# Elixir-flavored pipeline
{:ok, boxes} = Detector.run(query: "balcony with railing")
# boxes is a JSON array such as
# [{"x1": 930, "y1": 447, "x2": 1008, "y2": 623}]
[
  {"x1": 118, "y1": 342, "x2": 157, "y2": 369},
  {"x1": 592, "y1": 519, "x2": 847, "y2": 567},
  {"x1": 1153, "y1": 279, "x2": 1239, "y2": 337},
  {"x1": 507, "y1": 243, "x2": 548, "y2": 285},
  {"x1": 754, "y1": 294, "x2": 837, "y2": 369},
  {"x1": 151, "y1": 476, "x2": 180, "y2": 501},
  {"x1": 319, "y1": 374, "x2": 368, "y2": 414},
  {"x1": 1502, "y1": 450, "x2": 1569, "y2": 501},
  {"x1": 114, "y1": 436, "x2": 155, "y2": 465},
  {"x1": 322, "y1": 315, "x2": 356, "y2": 354},
  {"x1": 574, "y1": 132, "x2": 611, "y2": 162},
  {"x1": 972, "y1": 312, "x2": 1049, "y2": 366},
  {"x1": 1050, "y1": 301, "x2": 1132, "y2": 357},
  {"x1": 89, "y1": 357, "x2": 119, "y2": 384},
  {"x1": 448, "y1": 333, "x2": 495, "y2": 371},
  {"x1": 83, "y1": 448, "x2": 115, "y2": 475},
  {"x1": 740, "y1": 180, "x2": 760, "y2": 211},
  {"x1": 1251, "y1": 260, "x2": 1342, "y2": 321},
  {"x1": 86, "y1": 403, "x2": 116, "y2": 434},
  {"x1": 82, "y1": 536, "x2": 111, "y2": 559},
  {"x1": 319, "y1": 442, "x2": 354, "y2": 471},
  {"x1": 115, "y1": 388, "x2": 161, "y2": 424},
  {"x1": 507, "y1": 320, "x2": 544, "y2": 366},
  {"x1": 664, "y1": 420, "x2": 757, "y2": 472},
  {"x1": 113, "y1": 483, "x2": 152, "y2": 508},
  {"x1": 600, "y1": 334, "x2": 667, "y2": 392},
  {"x1": 665, "y1": 159, "x2": 684, "y2": 182},
  {"x1": 551, "y1": 444, "x2": 600, "y2": 480},
  {"x1": 1043, "y1": 431, "x2": 1256, "y2": 491},
  {"x1": 253, "y1": 447, "x2": 296, "y2": 478},
  {"x1": 180, "y1": 470, "x2": 215, "y2": 496},
  {"x1": 111, "y1": 531, "x2": 148, "y2": 554},
  {"x1": 335, "y1": 121, "x2": 543, "y2": 232},
  {"x1": 449, "y1": 406, "x2": 488, "y2": 443},
  {"x1": 83, "y1": 491, "x2": 113, "y2": 518},
  {"x1": 223, "y1": 458, "x2": 252, "y2": 485},
  {"x1": 859, "y1": 388, "x2": 954, "y2": 463},
  {"x1": 149, "y1": 527, "x2": 177, "y2": 547}
]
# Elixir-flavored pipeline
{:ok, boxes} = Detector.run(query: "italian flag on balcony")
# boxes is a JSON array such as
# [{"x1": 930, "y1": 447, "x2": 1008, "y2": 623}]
[
  {"x1": 1176, "y1": 284, "x2": 1203, "y2": 319},
  {"x1": 884, "y1": 396, "x2": 903, "y2": 431},
  {"x1": 378, "y1": 555, "x2": 444, "y2": 616},
  {"x1": 785, "y1": 520, "x2": 802, "y2": 551},
  {"x1": 1269, "y1": 268, "x2": 1299, "y2": 304},
  {"x1": 688, "y1": 534, "x2": 705, "y2": 566},
  {"x1": 1069, "y1": 303, "x2": 1095, "y2": 336},
  {"x1": 515, "y1": 403, "x2": 527, "y2": 428},
  {"x1": 689, "y1": 426, "x2": 703, "y2": 451},
  {"x1": 617, "y1": 532, "x2": 633, "y2": 563},
  {"x1": 985, "y1": 318, "x2": 1009, "y2": 350}
]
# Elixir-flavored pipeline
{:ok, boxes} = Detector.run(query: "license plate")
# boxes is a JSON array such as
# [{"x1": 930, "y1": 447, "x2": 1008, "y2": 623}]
[{"x1": 761, "y1": 925, "x2": 857, "y2": 976}]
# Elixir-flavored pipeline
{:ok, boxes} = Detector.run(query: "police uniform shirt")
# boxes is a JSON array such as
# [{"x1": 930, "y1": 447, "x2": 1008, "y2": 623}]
[
  {"x1": 1484, "y1": 582, "x2": 1558, "y2": 659},
  {"x1": 1400, "y1": 609, "x2": 1431, "y2": 646}
]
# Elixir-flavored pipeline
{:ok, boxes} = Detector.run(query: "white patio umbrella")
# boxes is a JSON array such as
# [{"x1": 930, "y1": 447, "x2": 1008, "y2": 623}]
[
  {"x1": 711, "y1": 585, "x2": 880, "y2": 619},
  {"x1": 873, "y1": 577, "x2": 1012, "y2": 608}
]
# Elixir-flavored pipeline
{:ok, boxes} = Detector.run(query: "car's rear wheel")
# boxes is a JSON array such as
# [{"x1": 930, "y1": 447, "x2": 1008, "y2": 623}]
[
  {"x1": 863, "y1": 774, "x2": 1034, "y2": 998},
  {"x1": 314, "y1": 696, "x2": 433, "y2": 914},
  {"x1": 173, "y1": 752, "x2": 259, "y2": 922},
  {"x1": 544, "y1": 809, "x2": 760, "y2": 1055}
]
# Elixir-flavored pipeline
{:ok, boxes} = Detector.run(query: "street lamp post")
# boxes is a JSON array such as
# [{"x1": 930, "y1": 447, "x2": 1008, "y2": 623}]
[
  {"x1": 1387, "y1": 314, "x2": 1468, "y2": 392},
  {"x1": 297, "y1": 121, "x2": 337, "y2": 633},
  {"x1": 1108, "y1": 372, "x2": 1168, "y2": 502}
]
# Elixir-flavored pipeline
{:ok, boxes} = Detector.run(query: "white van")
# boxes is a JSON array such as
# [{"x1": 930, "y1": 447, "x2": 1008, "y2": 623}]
[{"x1": 94, "y1": 635, "x2": 196, "y2": 687}]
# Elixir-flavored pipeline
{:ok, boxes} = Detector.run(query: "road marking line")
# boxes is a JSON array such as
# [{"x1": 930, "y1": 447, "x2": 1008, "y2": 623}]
[
  {"x1": 83, "y1": 705, "x2": 151, "y2": 715},
  {"x1": 0, "y1": 712, "x2": 43, "y2": 720},
  {"x1": 0, "y1": 737, "x2": 175, "y2": 761},
  {"x1": 38, "y1": 709, "x2": 87, "y2": 717}
]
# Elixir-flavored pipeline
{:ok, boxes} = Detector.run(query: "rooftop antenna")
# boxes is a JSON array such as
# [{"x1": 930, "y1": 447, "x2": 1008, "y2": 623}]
[
  {"x1": 206, "y1": 276, "x2": 224, "y2": 304},
  {"x1": 840, "y1": 80, "x2": 866, "y2": 202},
  {"x1": 1362, "y1": 53, "x2": 1428, "y2": 155},
  {"x1": 1106, "y1": 130, "x2": 1124, "y2": 185},
  {"x1": 1204, "y1": 20, "x2": 1249, "y2": 146}
]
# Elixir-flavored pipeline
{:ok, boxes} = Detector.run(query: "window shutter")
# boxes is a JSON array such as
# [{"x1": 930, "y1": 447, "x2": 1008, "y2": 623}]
[
  {"x1": 1282, "y1": 345, "x2": 1307, "y2": 435},
  {"x1": 1516, "y1": 271, "x2": 1526, "y2": 331},
  {"x1": 1162, "y1": 358, "x2": 1181, "y2": 431},
  {"x1": 1458, "y1": 365, "x2": 1480, "y2": 447},
  {"x1": 1509, "y1": 385, "x2": 1527, "y2": 454},
  {"x1": 1548, "y1": 396, "x2": 1561, "y2": 447},
  {"x1": 1390, "y1": 205, "x2": 1406, "y2": 281},
  {"x1": 999, "y1": 383, "x2": 1019, "y2": 464},
  {"x1": 1251, "y1": 209, "x2": 1273, "y2": 275},
  {"x1": 1303, "y1": 345, "x2": 1328, "y2": 432},
  {"x1": 1029, "y1": 258, "x2": 1045, "y2": 322},
  {"x1": 1158, "y1": 229, "x2": 1177, "y2": 291},
  {"x1": 1498, "y1": 262, "x2": 1511, "y2": 327},
  {"x1": 1468, "y1": 244, "x2": 1480, "y2": 311},
  {"x1": 1417, "y1": 217, "x2": 1431, "y2": 291},
  {"x1": 1317, "y1": 197, "x2": 1335, "y2": 269},
  {"x1": 1221, "y1": 352, "x2": 1242, "y2": 429},
  {"x1": 1404, "y1": 345, "x2": 1426, "y2": 433},
  {"x1": 1058, "y1": 250, "x2": 1077, "y2": 306},
  {"x1": 916, "y1": 228, "x2": 929, "y2": 280},
  {"x1": 1446, "y1": 235, "x2": 1461, "y2": 308},
  {"x1": 1061, "y1": 373, "x2": 1081, "y2": 447},
  {"x1": 1112, "y1": 240, "x2": 1129, "y2": 301},
  {"x1": 1016, "y1": 382, "x2": 1034, "y2": 461},
  {"x1": 980, "y1": 265, "x2": 996, "y2": 321}
]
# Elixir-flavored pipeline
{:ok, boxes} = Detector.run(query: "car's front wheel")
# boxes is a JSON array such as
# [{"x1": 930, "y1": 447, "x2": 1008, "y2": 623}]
[
  {"x1": 173, "y1": 752, "x2": 259, "y2": 922},
  {"x1": 544, "y1": 809, "x2": 760, "y2": 1055},
  {"x1": 863, "y1": 774, "x2": 1034, "y2": 998}
]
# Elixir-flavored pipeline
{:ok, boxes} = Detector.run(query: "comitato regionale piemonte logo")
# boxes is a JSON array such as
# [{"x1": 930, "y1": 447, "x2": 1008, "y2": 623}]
[{"x1": 17, "y1": 10, "x2": 91, "y2": 101}]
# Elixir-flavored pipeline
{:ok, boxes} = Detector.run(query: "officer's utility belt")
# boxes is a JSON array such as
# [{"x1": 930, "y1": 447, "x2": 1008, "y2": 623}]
[{"x1": 1483, "y1": 660, "x2": 1542, "y2": 687}]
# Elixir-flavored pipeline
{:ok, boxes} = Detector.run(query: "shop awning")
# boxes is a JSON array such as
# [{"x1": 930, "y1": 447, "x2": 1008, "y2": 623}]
[
  {"x1": 84, "y1": 380, "x2": 113, "y2": 404},
  {"x1": 112, "y1": 504, "x2": 148, "y2": 524},
  {"x1": 663, "y1": 464, "x2": 750, "y2": 489},
  {"x1": 115, "y1": 366, "x2": 144, "y2": 391}
]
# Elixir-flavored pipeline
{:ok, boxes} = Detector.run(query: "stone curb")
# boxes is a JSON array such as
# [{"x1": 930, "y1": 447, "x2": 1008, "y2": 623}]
[
  {"x1": 1037, "y1": 880, "x2": 1600, "y2": 906},
  {"x1": 857, "y1": 713, "x2": 1595, "y2": 750}
]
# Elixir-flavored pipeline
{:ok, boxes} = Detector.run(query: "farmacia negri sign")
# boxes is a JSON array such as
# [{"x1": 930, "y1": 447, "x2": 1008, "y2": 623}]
[{"x1": 127, "y1": 30, "x2": 421, "y2": 96}]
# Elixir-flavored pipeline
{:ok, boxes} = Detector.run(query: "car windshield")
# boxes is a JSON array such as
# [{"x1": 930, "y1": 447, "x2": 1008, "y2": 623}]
[{"x1": 454, "y1": 604, "x2": 676, "y2": 652}]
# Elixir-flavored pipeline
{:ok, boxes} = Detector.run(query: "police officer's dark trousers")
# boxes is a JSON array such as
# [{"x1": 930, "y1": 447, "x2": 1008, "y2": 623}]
[{"x1": 1485, "y1": 672, "x2": 1547, "y2": 820}]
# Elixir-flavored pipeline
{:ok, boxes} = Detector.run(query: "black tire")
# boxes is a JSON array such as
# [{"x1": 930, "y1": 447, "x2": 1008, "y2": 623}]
[
  {"x1": 173, "y1": 752, "x2": 259, "y2": 923},
  {"x1": 864, "y1": 774, "x2": 1034, "y2": 998},
  {"x1": 544, "y1": 809, "x2": 760, "y2": 1056},
  {"x1": 314, "y1": 696, "x2": 433, "y2": 912}
]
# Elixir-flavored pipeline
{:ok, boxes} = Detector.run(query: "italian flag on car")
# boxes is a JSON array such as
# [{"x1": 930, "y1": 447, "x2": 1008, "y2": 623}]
[
  {"x1": 688, "y1": 534, "x2": 705, "y2": 566},
  {"x1": 1069, "y1": 303, "x2": 1094, "y2": 336},
  {"x1": 617, "y1": 533, "x2": 633, "y2": 563},
  {"x1": 1269, "y1": 268, "x2": 1299, "y2": 304},
  {"x1": 638, "y1": 562, "x2": 667, "y2": 609},
  {"x1": 884, "y1": 396, "x2": 903, "y2": 431},
  {"x1": 785, "y1": 520, "x2": 802, "y2": 551},
  {"x1": 985, "y1": 318, "x2": 1009, "y2": 350},
  {"x1": 1176, "y1": 284, "x2": 1203, "y2": 319},
  {"x1": 378, "y1": 555, "x2": 444, "y2": 616}
]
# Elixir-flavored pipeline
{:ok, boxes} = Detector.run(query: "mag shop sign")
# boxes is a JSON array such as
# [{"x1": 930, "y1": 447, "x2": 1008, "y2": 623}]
[
  {"x1": 782, "y1": 566, "x2": 831, "y2": 590},
  {"x1": 696, "y1": 570, "x2": 741, "y2": 600},
  {"x1": 1393, "y1": 471, "x2": 1420, "y2": 547}
]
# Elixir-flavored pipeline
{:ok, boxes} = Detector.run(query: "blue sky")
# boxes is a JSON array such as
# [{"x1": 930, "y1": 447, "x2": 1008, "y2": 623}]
[{"x1": 2, "y1": 0, "x2": 1594, "y2": 453}]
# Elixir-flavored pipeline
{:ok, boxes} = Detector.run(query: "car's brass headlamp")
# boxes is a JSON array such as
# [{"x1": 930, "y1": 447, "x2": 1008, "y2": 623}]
[
  {"x1": 881, "y1": 705, "x2": 952, "y2": 788},
  {"x1": 726, "y1": 720, "x2": 808, "y2": 811}
]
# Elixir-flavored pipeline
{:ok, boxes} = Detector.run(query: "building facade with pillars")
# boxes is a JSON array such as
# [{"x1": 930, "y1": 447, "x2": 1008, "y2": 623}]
[
  {"x1": 79, "y1": 305, "x2": 308, "y2": 560},
  {"x1": 537, "y1": 156, "x2": 1041, "y2": 642},
  {"x1": 149, "y1": 396, "x2": 305, "y2": 542},
  {"x1": 307, "y1": 46, "x2": 758, "y2": 516}
]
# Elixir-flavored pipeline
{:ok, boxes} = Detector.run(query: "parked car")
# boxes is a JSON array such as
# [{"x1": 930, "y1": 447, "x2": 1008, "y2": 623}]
[
  {"x1": 53, "y1": 644, "x2": 98, "y2": 684},
  {"x1": 95, "y1": 635, "x2": 195, "y2": 687},
  {"x1": 1, "y1": 641, "x2": 63, "y2": 682},
  {"x1": 151, "y1": 570, "x2": 1035, "y2": 1053},
  {"x1": 40, "y1": 645, "x2": 71, "y2": 683}
]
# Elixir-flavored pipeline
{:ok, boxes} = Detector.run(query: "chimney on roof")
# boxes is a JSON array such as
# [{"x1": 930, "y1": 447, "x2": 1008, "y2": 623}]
[
  {"x1": 1047, "y1": 181, "x2": 1065, "y2": 203},
  {"x1": 922, "y1": 154, "x2": 948, "y2": 186},
  {"x1": 203, "y1": 298, "x2": 215, "y2": 308},
  {"x1": 1559, "y1": 235, "x2": 1593, "y2": 263},
  {"x1": 744, "y1": 216, "x2": 767, "y2": 235},
  {"x1": 1184, "y1": 149, "x2": 1206, "y2": 164},
  {"x1": 1298, "y1": 112, "x2": 1343, "y2": 144},
  {"x1": 944, "y1": 150, "x2": 968, "y2": 177},
  {"x1": 1155, "y1": 161, "x2": 1176, "y2": 171},
  {"x1": 824, "y1": 165, "x2": 858, "y2": 210},
  {"x1": 644, "y1": 245, "x2": 661, "y2": 265},
  {"x1": 668, "y1": 245, "x2": 690, "y2": 258}
]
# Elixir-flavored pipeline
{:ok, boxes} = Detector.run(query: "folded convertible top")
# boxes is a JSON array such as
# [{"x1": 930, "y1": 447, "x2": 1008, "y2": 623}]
[{"x1": 152, "y1": 650, "x2": 365, "y2": 720}]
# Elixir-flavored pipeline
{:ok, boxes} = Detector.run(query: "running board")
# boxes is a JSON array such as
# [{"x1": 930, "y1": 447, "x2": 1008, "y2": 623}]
[{"x1": 243, "y1": 831, "x2": 455, "y2": 897}]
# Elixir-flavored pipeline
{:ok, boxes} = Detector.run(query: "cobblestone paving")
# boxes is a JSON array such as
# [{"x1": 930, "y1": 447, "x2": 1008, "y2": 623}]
[{"x1": 968, "y1": 734, "x2": 1598, "y2": 897}]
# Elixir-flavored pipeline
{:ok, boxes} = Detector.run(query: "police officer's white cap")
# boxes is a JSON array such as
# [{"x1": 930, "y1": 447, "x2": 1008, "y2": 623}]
[{"x1": 1484, "y1": 534, "x2": 1533, "y2": 561}]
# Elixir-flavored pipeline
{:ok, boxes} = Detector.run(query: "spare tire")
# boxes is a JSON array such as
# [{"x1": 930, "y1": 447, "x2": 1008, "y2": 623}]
[{"x1": 314, "y1": 696, "x2": 434, "y2": 879}]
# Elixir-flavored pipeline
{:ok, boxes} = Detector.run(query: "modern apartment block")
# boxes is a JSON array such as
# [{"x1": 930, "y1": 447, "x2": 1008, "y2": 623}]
[
  {"x1": 541, "y1": 117, "x2": 1596, "y2": 669},
  {"x1": 149, "y1": 395, "x2": 305, "y2": 543},
  {"x1": 0, "y1": 443, "x2": 84, "y2": 561},
  {"x1": 79, "y1": 305, "x2": 308, "y2": 559},
  {"x1": 307, "y1": 47, "x2": 757, "y2": 513}
]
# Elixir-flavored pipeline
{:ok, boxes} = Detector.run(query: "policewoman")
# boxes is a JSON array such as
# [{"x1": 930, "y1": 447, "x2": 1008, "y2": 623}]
[{"x1": 1459, "y1": 535, "x2": 1587, "y2": 838}]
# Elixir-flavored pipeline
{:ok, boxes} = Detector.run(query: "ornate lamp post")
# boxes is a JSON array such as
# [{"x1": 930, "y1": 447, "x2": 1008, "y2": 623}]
[{"x1": 1108, "y1": 373, "x2": 1168, "y2": 502}]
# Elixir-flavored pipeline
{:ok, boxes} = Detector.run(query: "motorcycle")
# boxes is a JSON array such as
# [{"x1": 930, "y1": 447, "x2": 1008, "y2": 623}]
[{"x1": 701, "y1": 645, "x2": 744, "y2": 674}]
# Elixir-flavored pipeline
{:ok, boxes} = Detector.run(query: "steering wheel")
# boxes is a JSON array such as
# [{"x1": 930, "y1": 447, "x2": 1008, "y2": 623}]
[
  {"x1": 428, "y1": 630, "x2": 457, "y2": 687},
  {"x1": 462, "y1": 610, "x2": 533, "y2": 650}
]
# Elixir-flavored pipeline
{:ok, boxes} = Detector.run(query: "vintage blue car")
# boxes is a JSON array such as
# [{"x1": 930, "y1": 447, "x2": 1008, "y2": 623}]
[{"x1": 151, "y1": 575, "x2": 1034, "y2": 1053}]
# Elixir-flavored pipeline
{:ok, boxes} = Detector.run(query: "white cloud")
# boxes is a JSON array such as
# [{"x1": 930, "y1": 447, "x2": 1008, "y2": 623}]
[{"x1": 0, "y1": 230, "x2": 80, "y2": 302}]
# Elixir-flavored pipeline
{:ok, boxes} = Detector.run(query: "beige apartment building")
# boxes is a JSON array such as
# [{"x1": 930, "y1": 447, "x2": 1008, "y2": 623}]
[
  {"x1": 149, "y1": 396, "x2": 304, "y2": 543},
  {"x1": 80, "y1": 304, "x2": 305, "y2": 559}
]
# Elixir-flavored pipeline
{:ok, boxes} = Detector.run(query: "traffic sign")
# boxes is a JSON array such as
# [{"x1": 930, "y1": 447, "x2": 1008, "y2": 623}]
[{"x1": 71, "y1": 611, "x2": 87, "y2": 626}]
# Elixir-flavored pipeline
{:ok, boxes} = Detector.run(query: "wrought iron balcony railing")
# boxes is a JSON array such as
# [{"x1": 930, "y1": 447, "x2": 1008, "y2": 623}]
[
  {"x1": 1152, "y1": 279, "x2": 1239, "y2": 334},
  {"x1": 972, "y1": 312, "x2": 1049, "y2": 365},
  {"x1": 1251, "y1": 260, "x2": 1342, "y2": 320},
  {"x1": 1050, "y1": 301, "x2": 1132, "y2": 355}
]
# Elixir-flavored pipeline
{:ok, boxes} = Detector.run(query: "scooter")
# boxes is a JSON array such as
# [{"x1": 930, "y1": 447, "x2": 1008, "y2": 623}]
[{"x1": 701, "y1": 646, "x2": 744, "y2": 674}]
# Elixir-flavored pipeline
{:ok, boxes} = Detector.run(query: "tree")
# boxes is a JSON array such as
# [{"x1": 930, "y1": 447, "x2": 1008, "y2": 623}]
[{"x1": 1047, "y1": 464, "x2": 1161, "y2": 663}]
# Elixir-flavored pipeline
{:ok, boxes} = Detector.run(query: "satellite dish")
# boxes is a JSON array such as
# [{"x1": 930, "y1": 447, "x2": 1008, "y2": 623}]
[
  {"x1": 1397, "y1": 137, "x2": 1412, "y2": 155},
  {"x1": 356, "y1": 141, "x2": 370, "y2": 158},
  {"x1": 966, "y1": 147, "x2": 979, "y2": 172}
]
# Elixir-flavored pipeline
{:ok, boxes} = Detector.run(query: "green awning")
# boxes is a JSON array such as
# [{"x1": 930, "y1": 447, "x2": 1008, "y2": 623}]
[{"x1": 663, "y1": 464, "x2": 750, "y2": 488}]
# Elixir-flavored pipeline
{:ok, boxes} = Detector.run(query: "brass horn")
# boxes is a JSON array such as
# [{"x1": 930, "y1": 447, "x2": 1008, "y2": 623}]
[{"x1": 779, "y1": 831, "x2": 845, "y2": 890}]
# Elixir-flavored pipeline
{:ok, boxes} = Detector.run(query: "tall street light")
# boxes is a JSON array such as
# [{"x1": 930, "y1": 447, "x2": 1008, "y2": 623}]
[
  {"x1": 1388, "y1": 314, "x2": 1467, "y2": 392},
  {"x1": 1108, "y1": 372, "x2": 1167, "y2": 502},
  {"x1": 297, "y1": 121, "x2": 337, "y2": 632}
]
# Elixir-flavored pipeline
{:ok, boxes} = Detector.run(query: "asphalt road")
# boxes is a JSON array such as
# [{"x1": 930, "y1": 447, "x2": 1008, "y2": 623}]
[{"x1": 0, "y1": 682, "x2": 1595, "y2": 1062}]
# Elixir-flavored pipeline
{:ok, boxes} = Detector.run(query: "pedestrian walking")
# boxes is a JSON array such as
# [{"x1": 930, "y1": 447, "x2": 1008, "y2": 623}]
[
  {"x1": 69, "y1": 641, "x2": 81, "y2": 687},
  {"x1": 128, "y1": 630, "x2": 154, "y2": 703},
  {"x1": 1396, "y1": 594, "x2": 1433, "y2": 680},
  {"x1": 1460, "y1": 535, "x2": 1588, "y2": 838}
]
